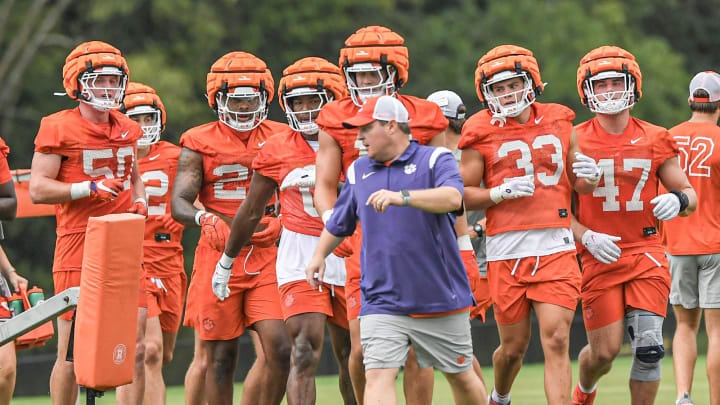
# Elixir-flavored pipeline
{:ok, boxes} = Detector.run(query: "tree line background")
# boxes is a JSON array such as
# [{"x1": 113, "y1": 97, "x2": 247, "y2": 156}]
[{"x1": 0, "y1": 0, "x2": 718, "y2": 381}]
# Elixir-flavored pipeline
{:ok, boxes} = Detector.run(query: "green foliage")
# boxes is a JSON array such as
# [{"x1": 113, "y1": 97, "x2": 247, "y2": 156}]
[{"x1": 0, "y1": 0, "x2": 707, "y2": 346}]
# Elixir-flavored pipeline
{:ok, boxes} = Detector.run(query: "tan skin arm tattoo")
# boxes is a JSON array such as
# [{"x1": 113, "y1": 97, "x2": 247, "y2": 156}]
[{"x1": 171, "y1": 147, "x2": 205, "y2": 226}]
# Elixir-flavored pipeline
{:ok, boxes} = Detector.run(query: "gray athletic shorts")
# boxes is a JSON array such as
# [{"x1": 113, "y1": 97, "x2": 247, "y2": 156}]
[
  {"x1": 668, "y1": 253, "x2": 720, "y2": 309},
  {"x1": 359, "y1": 311, "x2": 473, "y2": 373}
]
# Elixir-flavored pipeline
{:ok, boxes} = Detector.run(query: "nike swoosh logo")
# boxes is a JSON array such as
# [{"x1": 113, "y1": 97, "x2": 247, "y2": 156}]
[
  {"x1": 121, "y1": 131, "x2": 129, "y2": 138},
  {"x1": 534, "y1": 116, "x2": 544, "y2": 124},
  {"x1": 258, "y1": 141, "x2": 267, "y2": 147},
  {"x1": 630, "y1": 137, "x2": 642, "y2": 144},
  {"x1": 148, "y1": 154, "x2": 160, "y2": 161},
  {"x1": 362, "y1": 172, "x2": 375, "y2": 180}
]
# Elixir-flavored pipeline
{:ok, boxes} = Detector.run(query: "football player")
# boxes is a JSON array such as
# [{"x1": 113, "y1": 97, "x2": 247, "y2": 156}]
[
  {"x1": 427, "y1": 89, "x2": 491, "y2": 387},
  {"x1": 0, "y1": 137, "x2": 19, "y2": 405},
  {"x1": 663, "y1": 71, "x2": 720, "y2": 405},
  {"x1": 170, "y1": 51, "x2": 289, "y2": 404},
  {"x1": 459, "y1": 45, "x2": 601, "y2": 405},
  {"x1": 313, "y1": 25, "x2": 449, "y2": 404},
  {"x1": 121, "y1": 82, "x2": 186, "y2": 405},
  {"x1": 570, "y1": 46, "x2": 696, "y2": 405},
  {"x1": 29, "y1": 41, "x2": 147, "y2": 405},
  {"x1": 214, "y1": 57, "x2": 355, "y2": 404},
  {"x1": 661, "y1": 71, "x2": 720, "y2": 405}
]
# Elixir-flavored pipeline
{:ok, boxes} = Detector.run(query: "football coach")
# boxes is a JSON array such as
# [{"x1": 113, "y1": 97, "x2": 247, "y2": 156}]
[{"x1": 306, "y1": 95, "x2": 486, "y2": 405}]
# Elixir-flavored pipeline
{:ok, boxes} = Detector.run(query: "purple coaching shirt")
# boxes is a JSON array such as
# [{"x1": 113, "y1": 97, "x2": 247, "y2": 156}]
[{"x1": 326, "y1": 141, "x2": 474, "y2": 316}]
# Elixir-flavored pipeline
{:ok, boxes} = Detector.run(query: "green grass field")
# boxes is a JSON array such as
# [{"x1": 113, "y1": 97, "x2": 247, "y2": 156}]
[{"x1": 12, "y1": 355, "x2": 708, "y2": 404}]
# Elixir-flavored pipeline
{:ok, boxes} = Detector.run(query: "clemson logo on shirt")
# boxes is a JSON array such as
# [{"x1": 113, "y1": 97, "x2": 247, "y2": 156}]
[
  {"x1": 584, "y1": 306, "x2": 594, "y2": 320},
  {"x1": 347, "y1": 295, "x2": 358, "y2": 309},
  {"x1": 404, "y1": 163, "x2": 417, "y2": 175},
  {"x1": 202, "y1": 317, "x2": 215, "y2": 332},
  {"x1": 284, "y1": 294, "x2": 295, "y2": 308},
  {"x1": 457, "y1": 356, "x2": 467, "y2": 365}
]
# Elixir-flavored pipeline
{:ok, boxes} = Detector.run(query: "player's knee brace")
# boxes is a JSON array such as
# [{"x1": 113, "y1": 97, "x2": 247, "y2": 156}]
[{"x1": 625, "y1": 309, "x2": 664, "y2": 381}]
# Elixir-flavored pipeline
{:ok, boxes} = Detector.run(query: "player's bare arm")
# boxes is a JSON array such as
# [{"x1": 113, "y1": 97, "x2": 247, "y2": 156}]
[
  {"x1": 570, "y1": 213, "x2": 590, "y2": 242},
  {"x1": 568, "y1": 128, "x2": 600, "y2": 194},
  {"x1": 426, "y1": 129, "x2": 446, "y2": 147},
  {"x1": 29, "y1": 152, "x2": 70, "y2": 204},
  {"x1": 171, "y1": 147, "x2": 204, "y2": 226},
  {"x1": 129, "y1": 158, "x2": 146, "y2": 203},
  {"x1": 224, "y1": 172, "x2": 277, "y2": 258},
  {"x1": 459, "y1": 148, "x2": 494, "y2": 210},
  {"x1": 658, "y1": 156, "x2": 697, "y2": 216},
  {"x1": 313, "y1": 130, "x2": 343, "y2": 216},
  {"x1": 0, "y1": 180, "x2": 16, "y2": 220}
]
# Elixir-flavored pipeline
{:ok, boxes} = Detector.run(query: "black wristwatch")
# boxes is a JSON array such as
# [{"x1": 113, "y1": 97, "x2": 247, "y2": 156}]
[
  {"x1": 473, "y1": 223, "x2": 484, "y2": 238},
  {"x1": 401, "y1": 190, "x2": 411, "y2": 206}
]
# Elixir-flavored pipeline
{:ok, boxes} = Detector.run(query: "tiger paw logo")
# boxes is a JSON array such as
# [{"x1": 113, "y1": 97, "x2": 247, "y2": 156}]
[
  {"x1": 457, "y1": 356, "x2": 467, "y2": 365},
  {"x1": 113, "y1": 344, "x2": 127, "y2": 365},
  {"x1": 202, "y1": 317, "x2": 215, "y2": 332},
  {"x1": 284, "y1": 294, "x2": 295, "y2": 308},
  {"x1": 404, "y1": 163, "x2": 417, "y2": 175},
  {"x1": 584, "y1": 306, "x2": 594, "y2": 320},
  {"x1": 347, "y1": 295, "x2": 358, "y2": 309}
]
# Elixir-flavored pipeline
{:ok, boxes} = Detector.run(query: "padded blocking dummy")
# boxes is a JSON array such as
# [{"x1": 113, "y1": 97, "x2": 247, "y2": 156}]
[
  {"x1": 11, "y1": 169, "x2": 55, "y2": 217},
  {"x1": 74, "y1": 213, "x2": 145, "y2": 391}
]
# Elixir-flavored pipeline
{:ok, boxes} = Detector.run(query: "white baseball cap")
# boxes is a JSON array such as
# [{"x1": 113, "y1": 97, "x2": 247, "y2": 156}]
[
  {"x1": 343, "y1": 95, "x2": 410, "y2": 128},
  {"x1": 689, "y1": 71, "x2": 720, "y2": 103},
  {"x1": 427, "y1": 90, "x2": 466, "y2": 120}
]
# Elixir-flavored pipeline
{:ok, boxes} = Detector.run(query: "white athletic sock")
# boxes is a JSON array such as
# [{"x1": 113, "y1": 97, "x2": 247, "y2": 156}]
[
  {"x1": 577, "y1": 382, "x2": 597, "y2": 394},
  {"x1": 491, "y1": 388, "x2": 511, "y2": 405}
]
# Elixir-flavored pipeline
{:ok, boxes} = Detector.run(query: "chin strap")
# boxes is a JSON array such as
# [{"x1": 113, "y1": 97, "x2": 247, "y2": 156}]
[{"x1": 490, "y1": 115, "x2": 507, "y2": 127}]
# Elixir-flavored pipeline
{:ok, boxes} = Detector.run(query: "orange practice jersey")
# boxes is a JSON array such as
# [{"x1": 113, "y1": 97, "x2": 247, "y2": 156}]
[
  {"x1": 575, "y1": 117, "x2": 678, "y2": 250},
  {"x1": 661, "y1": 121, "x2": 720, "y2": 255},
  {"x1": 459, "y1": 103, "x2": 575, "y2": 236},
  {"x1": 0, "y1": 136, "x2": 10, "y2": 184},
  {"x1": 34, "y1": 108, "x2": 142, "y2": 236},
  {"x1": 138, "y1": 141, "x2": 183, "y2": 251},
  {"x1": 179, "y1": 120, "x2": 289, "y2": 218},
  {"x1": 253, "y1": 128, "x2": 323, "y2": 236},
  {"x1": 316, "y1": 95, "x2": 449, "y2": 172}
]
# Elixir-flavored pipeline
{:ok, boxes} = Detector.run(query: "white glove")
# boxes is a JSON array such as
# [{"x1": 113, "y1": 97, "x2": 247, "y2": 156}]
[
  {"x1": 650, "y1": 193, "x2": 681, "y2": 221},
  {"x1": 212, "y1": 253, "x2": 233, "y2": 301},
  {"x1": 279, "y1": 166, "x2": 316, "y2": 191},
  {"x1": 572, "y1": 152, "x2": 602, "y2": 183},
  {"x1": 489, "y1": 175, "x2": 535, "y2": 203},
  {"x1": 582, "y1": 230, "x2": 622, "y2": 264}
]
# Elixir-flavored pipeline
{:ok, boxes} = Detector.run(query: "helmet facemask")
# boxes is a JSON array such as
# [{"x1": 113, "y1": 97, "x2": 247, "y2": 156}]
[
  {"x1": 482, "y1": 71, "x2": 536, "y2": 120},
  {"x1": 216, "y1": 86, "x2": 268, "y2": 131},
  {"x1": 126, "y1": 106, "x2": 162, "y2": 147},
  {"x1": 283, "y1": 87, "x2": 332, "y2": 135},
  {"x1": 345, "y1": 63, "x2": 396, "y2": 107},
  {"x1": 583, "y1": 71, "x2": 636, "y2": 114},
  {"x1": 78, "y1": 67, "x2": 127, "y2": 111}
]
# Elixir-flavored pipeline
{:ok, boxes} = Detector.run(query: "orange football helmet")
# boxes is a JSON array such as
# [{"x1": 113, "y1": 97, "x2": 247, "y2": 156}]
[
  {"x1": 339, "y1": 26, "x2": 409, "y2": 106},
  {"x1": 577, "y1": 46, "x2": 642, "y2": 114},
  {"x1": 475, "y1": 45, "x2": 544, "y2": 121},
  {"x1": 62, "y1": 41, "x2": 129, "y2": 111},
  {"x1": 120, "y1": 82, "x2": 166, "y2": 146},
  {"x1": 278, "y1": 57, "x2": 347, "y2": 134},
  {"x1": 206, "y1": 51, "x2": 274, "y2": 131}
]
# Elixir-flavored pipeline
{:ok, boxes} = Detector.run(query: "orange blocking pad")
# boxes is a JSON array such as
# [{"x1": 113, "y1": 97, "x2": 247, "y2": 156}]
[
  {"x1": 74, "y1": 213, "x2": 145, "y2": 391},
  {"x1": 11, "y1": 169, "x2": 55, "y2": 218}
]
